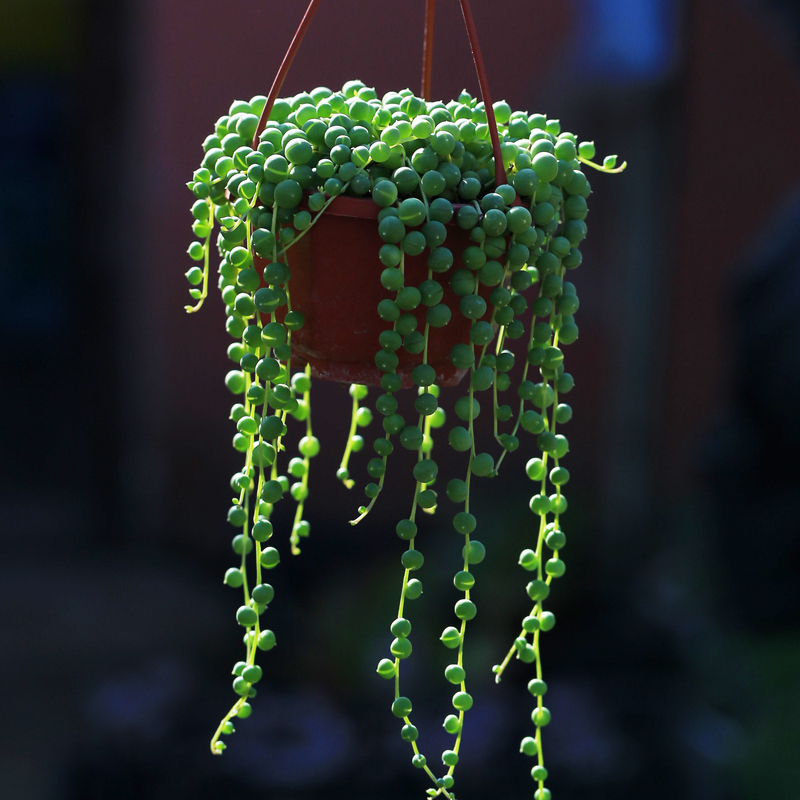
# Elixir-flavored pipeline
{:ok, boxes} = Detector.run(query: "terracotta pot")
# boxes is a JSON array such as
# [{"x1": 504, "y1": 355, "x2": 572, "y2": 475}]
[{"x1": 259, "y1": 195, "x2": 490, "y2": 387}]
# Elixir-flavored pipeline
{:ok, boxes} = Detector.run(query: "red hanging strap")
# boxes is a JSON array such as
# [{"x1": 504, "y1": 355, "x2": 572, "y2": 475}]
[
  {"x1": 252, "y1": 0, "x2": 322, "y2": 148},
  {"x1": 421, "y1": 0, "x2": 436, "y2": 99},
  {"x1": 458, "y1": 0, "x2": 506, "y2": 188},
  {"x1": 253, "y1": 0, "x2": 506, "y2": 188}
]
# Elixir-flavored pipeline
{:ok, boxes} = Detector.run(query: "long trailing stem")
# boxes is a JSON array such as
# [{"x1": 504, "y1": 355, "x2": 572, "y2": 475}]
[
  {"x1": 446, "y1": 265, "x2": 481, "y2": 779},
  {"x1": 493, "y1": 193, "x2": 561, "y2": 474},
  {"x1": 290, "y1": 362, "x2": 313, "y2": 554},
  {"x1": 351, "y1": 243, "x2": 405, "y2": 525},
  {"x1": 494, "y1": 193, "x2": 566, "y2": 679},
  {"x1": 185, "y1": 210, "x2": 213, "y2": 313}
]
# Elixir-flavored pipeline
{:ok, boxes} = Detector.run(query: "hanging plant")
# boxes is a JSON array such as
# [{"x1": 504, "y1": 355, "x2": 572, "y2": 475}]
[{"x1": 184, "y1": 1, "x2": 625, "y2": 797}]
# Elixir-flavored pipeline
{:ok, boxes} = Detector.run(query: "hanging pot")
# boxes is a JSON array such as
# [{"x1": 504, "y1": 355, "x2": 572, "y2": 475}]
[{"x1": 252, "y1": 0, "x2": 507, "y2": 387}]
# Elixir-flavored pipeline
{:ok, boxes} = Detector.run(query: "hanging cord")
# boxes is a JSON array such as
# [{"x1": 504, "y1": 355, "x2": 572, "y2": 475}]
[
  {"x1": 252, "y1": 0, "x2": 322, "y2": 148},
  {"x1": 458, "y1": 0, "x2": 507, "y2": 188},
  {"x1": 421, "y1": 0, "x2": 436, "y2": 99}
]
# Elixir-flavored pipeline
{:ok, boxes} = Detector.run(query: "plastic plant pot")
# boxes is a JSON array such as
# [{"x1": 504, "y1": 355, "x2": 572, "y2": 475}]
[{"x1": 265, "y1": 195, "x2": 489, "y2": 386}]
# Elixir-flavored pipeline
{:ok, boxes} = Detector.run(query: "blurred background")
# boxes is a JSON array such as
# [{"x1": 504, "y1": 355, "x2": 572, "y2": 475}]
[{"x1": 2, "y1": 0, "x2": 800, "y2": 798}]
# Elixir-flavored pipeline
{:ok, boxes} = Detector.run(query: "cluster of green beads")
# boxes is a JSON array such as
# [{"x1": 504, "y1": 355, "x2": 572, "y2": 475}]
[{"x1": 185, "y1": 78, "x2": 623, "y2": 792}]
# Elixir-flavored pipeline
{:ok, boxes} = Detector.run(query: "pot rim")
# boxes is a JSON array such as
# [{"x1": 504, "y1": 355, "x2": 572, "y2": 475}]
[
  {"x1": 321, "y1": 193, "x2": 522, "y2": 221},
  {"x1": 322, "y1": 194, "x2": 381, "y2": 220}
]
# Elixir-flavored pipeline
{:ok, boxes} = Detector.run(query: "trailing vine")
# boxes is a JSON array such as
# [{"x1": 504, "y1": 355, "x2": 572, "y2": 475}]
[{"x1": 185, "y1": 79, "x2": 624, "y2": 798}]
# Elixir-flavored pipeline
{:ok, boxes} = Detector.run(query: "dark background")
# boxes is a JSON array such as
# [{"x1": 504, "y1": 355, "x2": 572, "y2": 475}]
[{"x1": 2, "y1": 0, "x2": 800, "y2": 798}]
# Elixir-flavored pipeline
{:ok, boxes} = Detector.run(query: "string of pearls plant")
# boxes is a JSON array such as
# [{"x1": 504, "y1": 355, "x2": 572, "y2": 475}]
[{"x1": 185, "y1": 79, "x2": 624, "y2": 799}]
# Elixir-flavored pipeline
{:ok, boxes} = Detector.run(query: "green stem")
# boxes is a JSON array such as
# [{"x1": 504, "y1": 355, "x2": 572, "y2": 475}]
[
  {"x1": 290, "y1": 363, "x2": 312, "y2": 555},
  {"x1": 392, "y1": 425, "x2": 443, "y2": 794},
  {"x1": 275, "y1": 164, "x2": 372, "y2": 259},
  {"x1": 185, "y1": 213, "x2": 213, "y2": 313},
  {"x1": 210, "y1": 488, "x2": 255, "y2": 755},
  {"x1": 446, "y1": 286, "x2": 480, "y2": 780},
  {"x1": 338, "y1": 389, "x2": 359, "y2": 489},
  {"x1": 349, "y1": 442, "x2": 390, "y2": 525},
  {"x1": 577, "y1": 155, "x2": 627, "y2": 173},
  {"x1": 352, "y1": 242, "x2": 406, "y2": 524}
]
